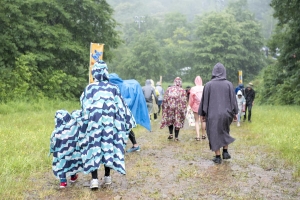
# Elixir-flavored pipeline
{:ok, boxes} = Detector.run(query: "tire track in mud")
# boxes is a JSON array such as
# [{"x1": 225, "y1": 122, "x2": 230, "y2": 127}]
[{"x1": 29, "y1": 118, "x2": 300, "y2": 199}]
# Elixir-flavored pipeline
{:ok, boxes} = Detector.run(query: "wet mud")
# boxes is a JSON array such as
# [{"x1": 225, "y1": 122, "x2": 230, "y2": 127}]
[{"x1": 27, "y1": 118, "x2": 300, "y2": 199}]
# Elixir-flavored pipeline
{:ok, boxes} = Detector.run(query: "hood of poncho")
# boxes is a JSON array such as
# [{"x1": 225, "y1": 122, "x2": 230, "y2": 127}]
[
  {"x1": 194, "y1": 76, "x2": 203, "y2": 86},
  {"x1": 212, "y1": 63, "x2": 226, "y2": 81},
  {"x1": 92, "y1": 60, "x2": 109, "y2": 82},
  {"x1": 173, "y1": 77, "x2": 182, "y2": 87},
  {"x1": 145, "y1": 79, "x2": 151, "y2": 86}
]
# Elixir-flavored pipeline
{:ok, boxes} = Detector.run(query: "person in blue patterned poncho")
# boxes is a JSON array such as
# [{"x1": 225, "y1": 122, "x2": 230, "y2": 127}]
[
  {"x1": 79, "y1": 60, "x2": 136, "y2": 189},
  {"x1": 50, "y1": 110, "x2": 83, "y2": 188}
]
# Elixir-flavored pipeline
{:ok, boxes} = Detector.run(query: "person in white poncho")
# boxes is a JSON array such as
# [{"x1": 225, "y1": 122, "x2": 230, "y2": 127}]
[{"x1": 236, "y1": 90, "x2": 246, "y2": 127}]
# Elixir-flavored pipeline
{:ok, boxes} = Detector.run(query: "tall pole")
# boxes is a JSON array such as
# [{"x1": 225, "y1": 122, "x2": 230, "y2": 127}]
[{"x1": 134, "y1": 16, "x2": 145, "y2": 32}]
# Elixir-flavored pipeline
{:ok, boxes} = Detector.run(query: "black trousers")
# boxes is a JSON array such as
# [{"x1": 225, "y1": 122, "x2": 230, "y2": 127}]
[
  {"x1": 168, "y1": 125, "x2": 180, "y2": 138},
  {"x1": 128, "y1": 129, "x2": 137, "y2": 145},
  {"x1": 91, "y1": 166, "x2": 111, "y2": 179},
  {"x1": 244, "y1": 103, "x2": 253, "y2": 121}
]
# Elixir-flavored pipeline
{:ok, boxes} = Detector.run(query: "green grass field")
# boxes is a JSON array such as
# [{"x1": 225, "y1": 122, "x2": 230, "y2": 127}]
[{"x1": 0, "y1": 100, "x2": 299, "y2": 198}]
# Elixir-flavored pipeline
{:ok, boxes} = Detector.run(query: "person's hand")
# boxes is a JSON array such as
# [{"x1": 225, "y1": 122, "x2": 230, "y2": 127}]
[
  {"x1": 252, "y1": 101, "x2": 254, "y2": 106},
  {"x1": 233, "y1": 115, "x2": 237, "y2": 121}
]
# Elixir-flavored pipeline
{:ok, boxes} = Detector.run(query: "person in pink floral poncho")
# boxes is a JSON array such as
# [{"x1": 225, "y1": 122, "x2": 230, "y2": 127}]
[{"x1": 160, "y1": 77, "x2": 187, "y2": 141}]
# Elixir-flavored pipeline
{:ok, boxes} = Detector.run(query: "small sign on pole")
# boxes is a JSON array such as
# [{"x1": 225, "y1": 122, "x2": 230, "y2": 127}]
[
  {"x1": 89, "y1": 43, "x2": 104, "y2": 83},
  {"x1": 238, "y1": 70, "x2": 243, "y2": 84}
]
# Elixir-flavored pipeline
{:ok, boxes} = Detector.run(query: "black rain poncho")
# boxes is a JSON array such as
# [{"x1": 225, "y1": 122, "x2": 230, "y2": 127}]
[{"x1": 198, "y1": 63, "x2": 238, "y2": 151}]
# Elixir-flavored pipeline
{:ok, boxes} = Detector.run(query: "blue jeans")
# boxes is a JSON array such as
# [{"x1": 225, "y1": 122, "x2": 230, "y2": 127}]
[{"x1": 157, "y1": 100, "x2": 163, "y2": 114}]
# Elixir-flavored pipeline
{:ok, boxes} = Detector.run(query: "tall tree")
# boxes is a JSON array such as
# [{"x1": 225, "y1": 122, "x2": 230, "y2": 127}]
[
  {"x1": 192, "y1": 12, "x2": 244, "y2": 83},
  {"x1": 0, "y1": 0, "x2": 122, "y2": 101},
  {"x1": 192, "y1": 1, "x2": 265, "y2": 84},
  {"x1": 261, "y1": 0, "x2": 300, "y2": 104},
  {"x1": 120, "y1": 32, "x2": 165, "y2": 83}
]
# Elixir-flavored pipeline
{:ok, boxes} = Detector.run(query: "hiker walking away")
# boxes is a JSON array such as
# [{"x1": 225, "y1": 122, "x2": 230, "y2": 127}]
[
  {"x1": 150, "y1": 79, "x2": 159, "y2": 121},
  {"x1": 142, "y1": 79, "x2": 157, "y2": 121},
  {"x1": 49, "y1": 110, "x2": 83, "y2": 188},
  {"x1": 109, "y1": 73, "x2": 151, "y2": 153},
  {"x1": 189, "y1": 76, "x2": 206, "y2": 141},
  {"x1": 198, "y1": 63, "x2": 238, "y2": 164},
  {"x1": 236, "y1": 90, "x2": 246, "y2": 127},
  {"x1": 243, "y1": 82, "x2": 255, "y2": 122},
  {"x1": 79, "y1": 60, "x2": 136, "y2": 189},
  {"x1": 235, "y1": 83, "x2": 244, "y2": 95},
  {"x1": 155, "y1": 81, "x2": 164, "y2": 115},
  {"x1": 160, "y1": 77, "x2": 187, "y2": 141}
]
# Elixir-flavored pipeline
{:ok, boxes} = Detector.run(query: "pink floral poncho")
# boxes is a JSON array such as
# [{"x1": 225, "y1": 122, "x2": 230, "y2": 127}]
[{"x1": 160, "y1": 77, "x2": 187, "y2": 129}]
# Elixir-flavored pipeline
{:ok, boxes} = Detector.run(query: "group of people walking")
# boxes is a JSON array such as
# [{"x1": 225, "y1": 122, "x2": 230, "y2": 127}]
[{"x1": 50, "y1": 61, "x2": 256, "y2": 189}]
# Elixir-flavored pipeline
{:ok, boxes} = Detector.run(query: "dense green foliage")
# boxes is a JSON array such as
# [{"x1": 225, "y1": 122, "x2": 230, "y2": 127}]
[
  {"x1": 192, "y1": 0, "x2": 265, "y2": 83},
  {"x1": 257, "y1": 0, "x2": 300, "y2": 105},
  {"x1": 109, "y1": 1, "x2": 266, "y2": 84},
  {"x1": 0, "y1": 0, "x2": 276, "y2": 102},
  {"x1": 0, "y1": 0, "x2": 121, "y2": 102},
  {"x1": 107, "y1": 0, "x2": 274, "y2": 39}
]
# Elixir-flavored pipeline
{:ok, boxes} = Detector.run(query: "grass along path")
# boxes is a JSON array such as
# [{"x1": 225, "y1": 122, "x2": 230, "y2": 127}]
[
  {"x1": 1, "y1": 102, "x2": 299, "y2": 199},
  {"x1": 27, "y1": 114, "x2": 299, "y2": 199}
]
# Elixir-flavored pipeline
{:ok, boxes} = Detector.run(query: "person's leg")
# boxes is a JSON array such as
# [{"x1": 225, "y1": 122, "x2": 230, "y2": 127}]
[
  {"x1": 127, "y1": 130, "x2": 141, "y2": 153},
  {"x1": 90, "y1": 169, "x2": 99, "y2": 189},
  {"x1": 200, "y1": 116, "x2": 206, "y2": 139},
  {"x1": 213, "y1": 149, "x2": 222, "y2": 164},
  {"x1": 104, "y1": 166, "x2": 110, "y2": 177},
  {"x1": 146, "y1": 102, "x2": 153, "y2": 121},
  {"x1": 237, "y1": 112, "x2": 241, "y2": 126},
  {"x1": 243, "y1": 104, "x2": 248, "y2": 122},
  {"x1": 174, "y1": 128, "x2": 180, "y2": 141},
  {"x1": 59, "y1": 174, "x2": 67, "y2": 188},
  {"x1": 222, "y1": 145, "x2": 231, "y2": 159},
  {"x1": 129, "y1": 130, "x2": 137, "y2": 147},
  {"x1": 91, "y1": 170, "x2": 98, "y2": 179},
  {"x1": 104, "y1": 166, "x2": 112, "y2": 185},
  {"x1": 247, "y1": 104, "x2": 253, "y2": 122},
  {"x1": 70, "y1": 173, "x2": 78, "y2": 182},
  {"x1": 157, "y1": 101, "x2": 162, "y2": 114},
  {"x1": 193, "y1": 112, "x2": 200, "y2": 140},
  {"x1": 154, "y1": 113, "x2": 157, "y2": 120},
  {"x1": 168, "y1": 125, "x2": 174, "y2": 139}
]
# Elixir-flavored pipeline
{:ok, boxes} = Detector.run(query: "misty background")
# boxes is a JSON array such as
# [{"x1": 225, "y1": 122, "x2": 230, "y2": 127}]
[{"x1": 1, "y1": 0, "x2": 299, "y2": 105}]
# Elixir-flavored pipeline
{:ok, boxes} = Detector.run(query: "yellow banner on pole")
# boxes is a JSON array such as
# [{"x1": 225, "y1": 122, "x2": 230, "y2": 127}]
[
  {"x1": 238, "y1": 70, "x2": 243, "y2": 84},
  {"x1": 89, "y1": 43, "x2": 104, "y2": 83}
]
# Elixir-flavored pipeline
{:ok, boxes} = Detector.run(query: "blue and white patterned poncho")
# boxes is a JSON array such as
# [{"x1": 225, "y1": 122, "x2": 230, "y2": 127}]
[
  {"x1": 50, "y1": 110, "x2": 83, "y2": 179},
  {"x1": 79, "y1": 60, "x2": 136, "y2": 175}
]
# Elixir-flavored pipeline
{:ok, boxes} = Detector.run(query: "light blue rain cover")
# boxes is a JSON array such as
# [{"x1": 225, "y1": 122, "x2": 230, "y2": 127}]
[{"x1": 109, "y1": 73, "x2": 151, "y2": 131}]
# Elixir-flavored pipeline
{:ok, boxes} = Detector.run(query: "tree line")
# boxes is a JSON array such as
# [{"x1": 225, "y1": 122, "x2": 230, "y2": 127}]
[
  {"x1": 109, "y1": 0, "x2": 265, "y2": 85},
  {"x1": 0, "y1": 0, "x2": 298, "y2": 105},
  {"x1": 258, "y1": 0, "x2": 300, "y2": 105},
  {"x1": 0, "y1": 0, "x2": 121, "y2": 102}
]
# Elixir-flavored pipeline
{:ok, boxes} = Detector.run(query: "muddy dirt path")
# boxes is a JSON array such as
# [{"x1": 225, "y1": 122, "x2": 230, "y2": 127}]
[{"x1": 32, "y1": 118, "x2": 300, "y2": 200}]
